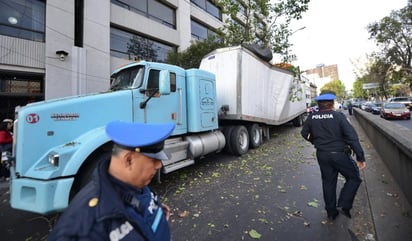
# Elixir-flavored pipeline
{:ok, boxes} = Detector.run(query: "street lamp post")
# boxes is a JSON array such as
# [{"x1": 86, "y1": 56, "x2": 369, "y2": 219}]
[{"x1": 286, "y1": 26, "x2": 306, "y2": 63}]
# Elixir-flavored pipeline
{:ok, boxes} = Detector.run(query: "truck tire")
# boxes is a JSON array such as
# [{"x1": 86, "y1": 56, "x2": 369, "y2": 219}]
[
  {"x1": 230, "y1": 125, "x2": 249, "y2": 156},
  {"x1": 223, "y1": 126, "x2": 235, "y2": 155},
  {"x1": 248, "y1": 124, "x2": 262, "y2": 149},
  {"x1": 69, "y1": 152, "x2": 110, "y2": 201},
  {"x1": 292, "y1": 114, "x2": 303, "y2": 127}
]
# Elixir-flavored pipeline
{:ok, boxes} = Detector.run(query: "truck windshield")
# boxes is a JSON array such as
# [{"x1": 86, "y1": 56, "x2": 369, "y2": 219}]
[{"x1": 110, "y1": 65, "x2": 145, "y2": 90}]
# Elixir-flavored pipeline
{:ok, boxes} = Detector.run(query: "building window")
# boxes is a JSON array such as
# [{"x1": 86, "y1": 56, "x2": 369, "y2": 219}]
[
  {"x1": 111, "y1": 0, "x2": 176, "y2": 29},
  {"x1": 191, "y1": 20, "x2": 218, "y2": 41},
  {"x1": 191, "y1": 0, "x2": 222, "y2": 20},
  {"x1": 110, "y1": 27, "x2": 176, "y2": 62},
  {"x1": 0, "y1": 0, "x2": 45, "y2": 42}
]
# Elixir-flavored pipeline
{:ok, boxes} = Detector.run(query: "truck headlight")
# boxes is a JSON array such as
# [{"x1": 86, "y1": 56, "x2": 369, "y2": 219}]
[{"x1": 48, "y1": 152, "x2": 59, "y2": 166}]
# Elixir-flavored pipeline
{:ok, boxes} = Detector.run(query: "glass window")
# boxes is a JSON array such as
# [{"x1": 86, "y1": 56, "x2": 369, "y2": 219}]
[
  {"x1": 191, "y1": 0, "x2": 205, "y2": 9},
  {"x1": 206, "y1": 1, "x2": 221, "y2": 20},
  {"x1": 238, "y1": 1, "x2": 246, "y2": 17},
  {"x1": 145, "y1": 69, "x2": 176, "y2": 96},
  {"x1": 256, "y1": 20, "x2": 265, "y2": 31},
  {"x1": 191, "y1": 0, "x2": 221, "y2": 20},
  {"x1": 0, "y1": 0, "x2": 45, "y2": 42},
  {"x1": 110, "y1": 65, "x2": 145, "y2": 90},
  {"x1": 191, "y1": 20, "x2": 217, "y2": 41},
  {"x1": 110, "y1": 27, "x2": 176, "y2": 63},
  {"x1": 170, "y1": 72, "x2": 176, "y2": 92},
  {"x1": 111, "y1": 0, "x2": 175, "y2": 29},
  {"x1": 146, "y1": 69, "x2": 160, "y2": 96},
  {"x1": 191, "y1": 20, "x2": 208, "y2": 40},
  {"x1": 113, "y1": 0, "x2": 146, "y2": 13},
  {"x1": 148, "y1": 0, "x2": 175, "y2": 28}
]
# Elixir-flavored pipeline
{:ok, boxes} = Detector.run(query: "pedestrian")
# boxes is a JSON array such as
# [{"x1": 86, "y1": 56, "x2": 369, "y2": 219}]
[
  {"x1": 47, "y1": 120, "x2": 176, "y2": 241},
  {"x1": 301, "y1": 92, "x2": 366, "y2": 221},
  {"x1": 348, "y1": 101, "x2": 353, "y2": 115},
  {"x1": 0, "y1": 119, "x2": 13, "y2": 181}
]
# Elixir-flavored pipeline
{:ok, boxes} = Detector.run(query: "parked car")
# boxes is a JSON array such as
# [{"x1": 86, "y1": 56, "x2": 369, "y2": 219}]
[
  {"x1": 353, "y1": 100, "x2": 365, "y2": 108},
  {"x1": 387, "y1": 97, "x2": 412, "y2": 110},
  {"x1": 361, "y1": 101, "x2": 371, "y2": 111},
  {"x1": 369, "y1": 102, "x2": 383, "y2": 115},
  {"x1": 380, "y1": 102, "x2": 411, "y2": 120}
]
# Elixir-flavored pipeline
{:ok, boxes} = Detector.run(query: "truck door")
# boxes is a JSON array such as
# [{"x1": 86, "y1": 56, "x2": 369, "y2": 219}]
[{"x1": 140, "y1": 68, "x2": 187, "y2": 135}]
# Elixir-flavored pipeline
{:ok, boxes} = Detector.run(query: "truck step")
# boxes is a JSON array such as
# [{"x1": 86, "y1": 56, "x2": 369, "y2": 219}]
[{"x1": 163, "y1": 159, "x2": 195, "y2": 174}]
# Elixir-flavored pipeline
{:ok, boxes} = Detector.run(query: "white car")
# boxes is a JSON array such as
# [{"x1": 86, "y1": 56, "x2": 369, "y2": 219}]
[{"x1": 387, "y1": 97, "x2": 412, "y2": 110}]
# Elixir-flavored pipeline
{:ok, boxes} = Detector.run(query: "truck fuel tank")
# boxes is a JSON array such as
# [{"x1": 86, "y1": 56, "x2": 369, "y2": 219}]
[{"x1": 185, "y1": 131, "x2": 225, "y2": 158}]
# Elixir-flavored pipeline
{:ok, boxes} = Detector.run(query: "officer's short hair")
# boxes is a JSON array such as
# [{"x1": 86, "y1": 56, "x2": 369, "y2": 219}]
[{"x1": 318, "y1": 100, "x2": 334, "y2": 110}]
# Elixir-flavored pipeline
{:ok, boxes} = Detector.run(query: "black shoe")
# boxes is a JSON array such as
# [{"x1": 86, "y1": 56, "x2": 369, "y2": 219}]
[
  {"x1": 341, "y1": 208, "x2": 351, "y2": 219},
  {"x1": 327, "y1": 210, "x2": 339, "y2": 220}
]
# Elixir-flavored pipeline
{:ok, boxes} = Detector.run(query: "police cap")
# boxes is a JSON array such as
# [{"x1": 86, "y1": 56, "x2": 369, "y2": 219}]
[
  {"x1": 315, "y1": 93, "x2": 336, "y2": 101},
  {"x1": 106, "y1": 121, "x2": 175, "y2": 160}
]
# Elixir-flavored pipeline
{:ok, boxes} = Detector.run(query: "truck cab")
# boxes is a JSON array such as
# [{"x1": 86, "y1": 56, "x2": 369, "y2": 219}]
[{"x1": 10, "y1": 61, "x2": 224, "y2": 214}]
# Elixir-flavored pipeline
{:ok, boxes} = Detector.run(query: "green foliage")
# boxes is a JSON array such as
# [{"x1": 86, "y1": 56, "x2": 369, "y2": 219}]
[
  {"x1": 218, "y1": 0, "x2": 309, "y2": 62},
  {"x1": 167, "y1": 0, "x2": 310, "y2": 69},
  {"x1": 367, "y1": 3, "x2": 412, "y2": 91},
  {"x1": 320, "y1": 80, "x2": 346, "y2": 100},
  {"x1": 269, "y1": 0, "x2": 310, "y2": 62},
  {"x1": 388, "y1": 83, "x2": 410, "y2": 96},
  {"x1": 165, "y1": 36, "x2": 225, "y2": 69},
  {"x1": 219, "y1": 0, "x2": 271, "y2": 46},
  {"x1": 353, "y1": 78, "x2": 368, "y2": 99}
]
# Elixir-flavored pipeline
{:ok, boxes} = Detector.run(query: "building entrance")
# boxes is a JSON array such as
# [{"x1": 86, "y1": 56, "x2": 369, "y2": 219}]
[{"x1": 0, "y1": 71, "x2": 44, "y2": 120}]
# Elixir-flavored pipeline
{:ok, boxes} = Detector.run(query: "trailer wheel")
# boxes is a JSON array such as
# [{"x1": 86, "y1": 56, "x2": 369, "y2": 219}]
[
  {"x1": 69, "y1": 152, "x2": 110, "y2": 201},
  {"x1": 292, "y1": 114, "x2": 303, "y2": 127},
  {"x1": 230, "y1": 125, "x2": 249, "y2": 156},
  {"x1": 223, "y1": 126, "x2": 235, "y2": 155},
  {"x1": 248, "y1": 124, "x2": 262, "y2": 149}
]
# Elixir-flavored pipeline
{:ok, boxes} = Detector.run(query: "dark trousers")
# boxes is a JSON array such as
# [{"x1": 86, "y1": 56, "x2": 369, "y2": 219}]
[
  {"x1": 316, "y1": 151, "x2": 362, "y2": 212},
  {"x1": 0, "y1": 144, "x2": 11, "y2": 178}
]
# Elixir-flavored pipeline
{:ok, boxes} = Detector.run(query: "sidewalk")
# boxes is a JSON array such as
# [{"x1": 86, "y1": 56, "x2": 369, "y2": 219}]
[{"x1": 349, "y1": 114, "x2": 412, "y2": 241}]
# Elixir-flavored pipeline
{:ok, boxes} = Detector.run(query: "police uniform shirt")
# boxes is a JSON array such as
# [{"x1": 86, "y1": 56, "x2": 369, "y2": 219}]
[
  {"x1": 301, "y1": 110, "x2": 365, "y2": 162},
  {"x1": 47, "y1": 157, "x2": 171, "y2": 241}
]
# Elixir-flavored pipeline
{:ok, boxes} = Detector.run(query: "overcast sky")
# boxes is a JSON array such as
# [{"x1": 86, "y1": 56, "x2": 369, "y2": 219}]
[{"x1": 285, "y1": 0, "x2": 408, "y2": 90}]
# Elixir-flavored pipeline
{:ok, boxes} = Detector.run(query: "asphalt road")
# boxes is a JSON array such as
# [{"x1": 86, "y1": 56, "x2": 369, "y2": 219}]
[
  {"x1": 389, "y1": 116, "x2": 412, "y2": 129},
  {"x1": 1, "y1": 123, "x2": 346, "y2": 241},
  {"x1": 355, "y1": 107, "x2": 412, "y2": 130}
]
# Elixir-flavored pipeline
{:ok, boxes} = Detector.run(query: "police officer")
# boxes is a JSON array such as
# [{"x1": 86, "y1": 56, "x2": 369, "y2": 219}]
[
  {"x1": 301, "y1": 92, "x2": 366, "y2": 220},
  {"x1": 48, "y1": 120, "x2": 176, "y2": 241}
]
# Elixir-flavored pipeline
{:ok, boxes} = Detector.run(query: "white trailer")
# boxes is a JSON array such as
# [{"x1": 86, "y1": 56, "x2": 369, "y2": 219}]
[{"x1": 199, "y1": 46, "x2": 307, "y2": 152}]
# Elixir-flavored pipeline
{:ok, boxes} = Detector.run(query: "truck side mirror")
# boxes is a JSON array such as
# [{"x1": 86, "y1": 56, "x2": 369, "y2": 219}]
[{"x1": 159, "y1": 70, "x2": 170, "y2": 95}]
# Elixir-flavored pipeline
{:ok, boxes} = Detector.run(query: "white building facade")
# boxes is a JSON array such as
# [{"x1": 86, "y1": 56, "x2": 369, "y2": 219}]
[{"x1": 0, "y1": 0, "x2": 235, "y2": 119}]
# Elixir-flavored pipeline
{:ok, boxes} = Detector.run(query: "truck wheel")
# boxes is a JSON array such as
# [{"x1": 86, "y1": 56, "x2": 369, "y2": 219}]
[
  {"x1": 292, "y1": 115, "x2": 303, "y2": 127},
  {"x1": 223, "y1": 126, "x2": 235, "y2": 155},
  {"x1": 248, "y1": 124, "x2": 261, "y2": 149},
  {"x1": 69, "y1": 152, "x2": 110, "y2": 201},
  {"x1": 230, "y1": 125, "x2": 249, "y2": 156}
]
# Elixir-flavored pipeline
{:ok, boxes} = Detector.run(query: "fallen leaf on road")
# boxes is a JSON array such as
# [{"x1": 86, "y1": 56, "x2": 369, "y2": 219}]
[
  {"x1": 178, "y1": 210, "x2": 189, "y2": 218},
  {"x1": 249, "y1": 229, "x2": 262, "y2": 239},
  {"x1": 307, "y1": 199, "x2": 319, "y2": 208}
]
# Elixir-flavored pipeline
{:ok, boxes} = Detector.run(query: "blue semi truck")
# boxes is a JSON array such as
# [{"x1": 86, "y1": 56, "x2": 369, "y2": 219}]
[{"x1": 9, "y1": 46, "x2": 308, "y2": 214}]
